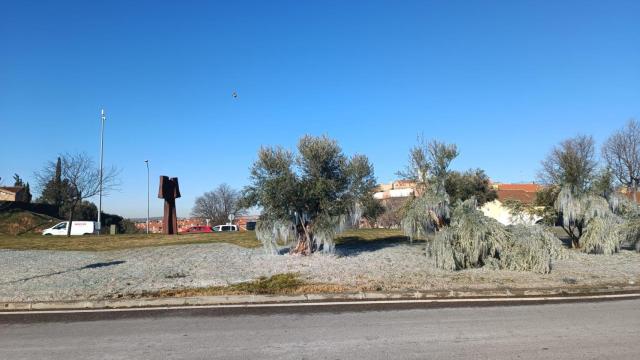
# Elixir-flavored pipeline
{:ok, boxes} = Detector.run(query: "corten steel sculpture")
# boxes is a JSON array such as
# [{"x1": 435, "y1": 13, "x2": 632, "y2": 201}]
[{"x1": 158, "y1": 176, "x2": 181, "y2": 235}]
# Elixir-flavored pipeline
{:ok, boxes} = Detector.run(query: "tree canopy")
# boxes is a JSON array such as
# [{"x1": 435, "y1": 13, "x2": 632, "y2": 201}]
[
  {"x1": 445, "y1": 168, "x2": 497, "y2": 207},
  {"x1": 539, "y1": 135, "x2": 597, "y2": 192},
  {"x1": 242, "y1": 135, "x2": 379, "y2": 255}
]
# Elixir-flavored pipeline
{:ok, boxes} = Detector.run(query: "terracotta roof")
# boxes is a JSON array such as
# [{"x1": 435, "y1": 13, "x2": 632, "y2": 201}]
[
  {"x1": 497, "y1": 189, "x2": 537, "y2": 205},
  {"x1": 496, "y1": 183, "x2": 542, "y2": 193},
  {"x1": 0, "y1": 187, "x2": 24, "y2": 194}
]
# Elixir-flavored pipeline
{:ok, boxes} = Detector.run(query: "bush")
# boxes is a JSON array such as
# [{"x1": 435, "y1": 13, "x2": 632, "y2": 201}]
[{"x1": 428, "y1": 200, "x2": 566, "y2": 274}]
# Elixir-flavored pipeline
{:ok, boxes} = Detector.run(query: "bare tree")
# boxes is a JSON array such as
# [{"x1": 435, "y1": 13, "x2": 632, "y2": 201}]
[
  {"x1": 36, "y1": 153, "x2": 119, "y2": 236},
  {"x1": 602, "y1": 119, "x2": 640, "y2": 202},
  {"x1": 192, "y1": 183, "x2": 244, "y2": 226},
  {"x1": 377, "y1": 197, "x2": 407, "y2": 229}
]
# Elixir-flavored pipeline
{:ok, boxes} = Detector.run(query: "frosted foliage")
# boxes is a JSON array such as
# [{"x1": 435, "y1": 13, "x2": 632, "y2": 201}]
[
  {"x1": 555, "y1": 185, "x2": 631, "y2": 254},
  {"x1": 402, "y1": 193, "x2": 450, "y2": 241},
  {"x1": 581, "y1": 217, "x2": 623, "y2": 255},
  {"x1": 509, "y1": 225, "x2": 569, "y2": 260},
  {"x1": 554, "y1": 186, "x2": 610, "y2": 223},
  {"x1": 582, "y1": 195, "x2": 613, "y2": 222},
  {"x1": 311, "y1": 214, "x2": 347, "y2": 254},
  {"x1": 430, "y1": 229, "x2": 456, "y2": 271},
  {"x1": 503, "y1": 225, "x2": 569, "y2": 273},
  {"x1": 608, "y1": 194, "x2": 625, "y2": 214},
  {"x1": 428, "y1": 200, "x2": 564, "y2": 274},
  {"x1": 256, "y1": 219, "x2": 295, "y2": 255},
  {"x1": 501, "y1": 238, "x2": 552, "y2": 274},
  {"x1": 349, "y1": 202, "x2": 363, "y2": 227},
  {"x1": 555, "y1": 186, "x2": 583, "y2": 226},
  {"x1": 624, "y1": 219, "x2": 640, "y2": 253}
]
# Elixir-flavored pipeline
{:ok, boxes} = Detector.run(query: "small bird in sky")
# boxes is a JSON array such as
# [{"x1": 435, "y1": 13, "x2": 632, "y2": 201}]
[{"x1": 232, "y1": 91, "x2": 238, "y2": 98}]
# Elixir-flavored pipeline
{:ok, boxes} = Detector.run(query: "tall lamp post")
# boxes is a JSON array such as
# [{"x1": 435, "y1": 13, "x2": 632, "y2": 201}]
[
  {"x1": 98, "y1": 109, "x2": 106, "y2": 234},
  {"x1": 145, "y1": 160, "x2": 150, "y2": 234}
]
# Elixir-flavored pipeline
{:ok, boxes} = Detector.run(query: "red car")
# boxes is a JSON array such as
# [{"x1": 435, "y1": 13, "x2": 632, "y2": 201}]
[{"x1": 182, "y1": 226, "x2": 214, "y2": 234}]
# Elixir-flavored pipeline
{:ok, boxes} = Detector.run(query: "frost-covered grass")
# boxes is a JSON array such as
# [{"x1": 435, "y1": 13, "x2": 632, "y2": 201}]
[{"x1": 1, "y1": 241, "x2": 638, "y2": 302}]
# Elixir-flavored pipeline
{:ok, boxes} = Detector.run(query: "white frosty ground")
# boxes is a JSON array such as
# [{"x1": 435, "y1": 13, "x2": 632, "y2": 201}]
[{"x1": 0, "y1": 242, "x2": 639, "y2": 302}]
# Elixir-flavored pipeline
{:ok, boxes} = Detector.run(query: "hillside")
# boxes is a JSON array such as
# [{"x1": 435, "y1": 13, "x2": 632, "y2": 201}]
[{"x1": 0, "y1": 209, "x2": 60, "y2": 235}]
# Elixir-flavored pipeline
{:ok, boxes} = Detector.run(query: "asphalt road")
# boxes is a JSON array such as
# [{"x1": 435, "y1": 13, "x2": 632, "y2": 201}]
[{"x1": 1, "y1": 299, "x2": 639, "y2": 359}]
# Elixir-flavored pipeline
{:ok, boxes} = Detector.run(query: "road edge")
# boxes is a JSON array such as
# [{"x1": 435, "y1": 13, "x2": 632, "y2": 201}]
[{"x1": 2, "y1": 285, "x2": 640, "y2": 313}]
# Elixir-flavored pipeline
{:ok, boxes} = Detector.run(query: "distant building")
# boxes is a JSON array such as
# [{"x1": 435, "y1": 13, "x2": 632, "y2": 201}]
[
  {"x1": 134, "y1": 216, "x2": 259, "y2": 233},
  {"x1": 0, "y1": 187, "x2": 28, "y2": 202},
  {"x1": 481, "y1": 183, "x2": 543, "y2": 226},
  {"x1": 373, "y1": 180, "x2": 417, "y2": 200},
  {"x1": 235, "y1": 215, "x2": 260, "y2": 230}
]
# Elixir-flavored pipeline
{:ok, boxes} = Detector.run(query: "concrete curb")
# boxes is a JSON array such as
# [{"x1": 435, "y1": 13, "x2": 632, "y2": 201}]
[{"x1": 2, "y1": 285, "x2": 640, "y2": 312}]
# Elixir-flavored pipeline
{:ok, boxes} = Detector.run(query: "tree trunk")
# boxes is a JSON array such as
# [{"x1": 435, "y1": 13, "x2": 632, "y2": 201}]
[
  {"x1": 291, "y1": 238, "x2": 311, "y2": 255},
  {"x1": 66, "y1": 201, "x2": 77, "y2": 237},
  {"x1": 290, "y1": 220, "x2": 313, "y2": 255},
  {"x1": 563, "y1": 223, "x2": 580, "y2": 249}
]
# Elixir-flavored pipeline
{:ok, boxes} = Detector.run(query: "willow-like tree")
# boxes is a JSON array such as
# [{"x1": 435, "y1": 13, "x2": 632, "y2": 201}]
[
  {"x1": 539, "y1": 135, "x2": 639, "y2": 253},
  {"x1": 399, "y1": 137, "x2": 567, "y2": 272},
  {"x1": 242, "y1": 135, "x2": 378, "y2": 255},
  {"x1": 538, "y1": 135, "x2": 598, "y2": 247},
  {"x1": 398, "y1": 137, "x2": 458, "y2": 241}
]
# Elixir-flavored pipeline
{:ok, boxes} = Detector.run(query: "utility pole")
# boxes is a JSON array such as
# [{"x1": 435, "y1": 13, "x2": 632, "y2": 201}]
[
  {"x1": 98, "y1": 109, "x2": 105, "y2": 234},
  {"x1": 145, "y1": 160, "x2": 150, "y2": 234}
]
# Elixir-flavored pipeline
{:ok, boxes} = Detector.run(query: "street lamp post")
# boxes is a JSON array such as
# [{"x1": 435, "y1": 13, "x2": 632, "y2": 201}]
[
  {"x1": 145, "y1": 160, "x2": 150, "y2": 234},
  {"x1": 98, "y1": 109, "x2": 106, "y2": 234}
]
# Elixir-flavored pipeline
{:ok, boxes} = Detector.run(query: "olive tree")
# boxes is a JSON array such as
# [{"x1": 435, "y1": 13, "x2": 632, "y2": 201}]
[
  {"x1": 445, "y1": 168, "x2": 498, "y2": 206},
  {"x1": 242, "y1": 135, "x2": 378, "y2": 255}
]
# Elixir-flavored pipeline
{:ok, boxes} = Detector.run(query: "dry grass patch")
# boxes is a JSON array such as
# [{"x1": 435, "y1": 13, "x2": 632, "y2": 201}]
[
  {"x1": 0, "y1": 210, "x2": 59, "y2": 236},
  {"x1": 126, "y1": 273, "x2": 348, "y2": 298}
]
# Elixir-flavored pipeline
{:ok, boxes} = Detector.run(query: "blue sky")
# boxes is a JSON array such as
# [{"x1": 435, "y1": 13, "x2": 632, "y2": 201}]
[{"x1": 1, "y1": 0, "x2": 638, "y2": 218}]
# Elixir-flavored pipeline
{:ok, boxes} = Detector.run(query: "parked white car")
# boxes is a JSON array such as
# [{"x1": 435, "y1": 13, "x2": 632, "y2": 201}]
[
  {"x1": 42, "y1": 221, "x2": 98, "y2": 236},
  {"x1": 212, "y1": 224, "x2": 238, "y2": 232}
]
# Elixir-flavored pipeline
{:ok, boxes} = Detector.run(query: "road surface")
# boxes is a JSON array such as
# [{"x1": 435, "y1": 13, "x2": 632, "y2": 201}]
[{"x1": 1, "y1": 299, "x2": 639, "y2": 359}]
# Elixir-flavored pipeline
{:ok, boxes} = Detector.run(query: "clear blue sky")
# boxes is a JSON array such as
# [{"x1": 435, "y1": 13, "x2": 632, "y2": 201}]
[{"x1": 1, "y1": 0, "x2": 638, "y2": 218}]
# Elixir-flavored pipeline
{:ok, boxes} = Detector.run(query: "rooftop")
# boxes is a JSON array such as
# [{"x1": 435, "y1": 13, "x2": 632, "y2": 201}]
[{"x1": 0, "y1": 187, "x2": 24, "y2": 194}]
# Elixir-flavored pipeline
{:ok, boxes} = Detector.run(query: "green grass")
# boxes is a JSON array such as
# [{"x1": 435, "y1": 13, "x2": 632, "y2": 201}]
[
  {"x1": 0, "y1": 228, "x2": 408, "y2": 252},
  {"x1": 335, "y1": 228, "x2": 414, "y2": 246},
  {"x1": 0, "y1": 231, "x2": 261, "y2": 251}
]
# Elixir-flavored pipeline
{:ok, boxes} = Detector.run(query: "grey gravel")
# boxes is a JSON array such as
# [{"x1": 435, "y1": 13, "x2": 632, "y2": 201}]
[{"x1": 0, "y1": 242, "x2": 639, "y2": 302}]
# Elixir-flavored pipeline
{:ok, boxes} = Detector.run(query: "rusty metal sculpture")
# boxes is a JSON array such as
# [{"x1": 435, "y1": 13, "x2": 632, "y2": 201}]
[{"x1": 158, "y1": 176, "x2": 181, "y2": 235}]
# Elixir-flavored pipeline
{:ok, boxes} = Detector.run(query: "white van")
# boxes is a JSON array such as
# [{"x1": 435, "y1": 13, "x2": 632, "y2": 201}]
[
  {"x1": 212, "y1": 224, "x2": 238, "y2": 232},
  {"x1": 42, "y1": 221, "x2": 97, "y2": 236}
]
